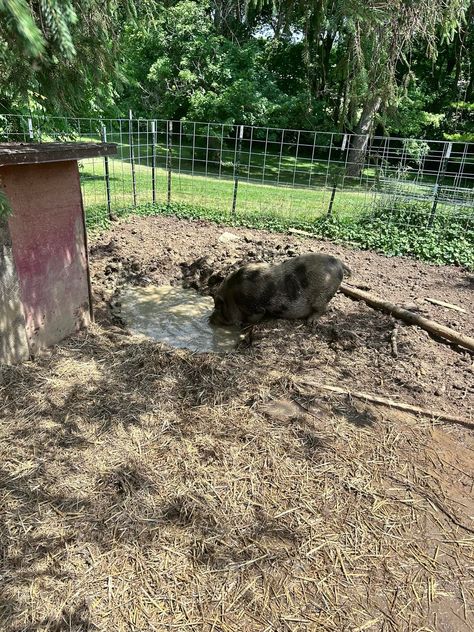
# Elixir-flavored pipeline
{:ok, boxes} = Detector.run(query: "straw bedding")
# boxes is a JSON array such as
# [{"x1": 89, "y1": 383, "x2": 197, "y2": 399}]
[{"x1": 1, "y1": 323, "x2": 473, "y2": 630}]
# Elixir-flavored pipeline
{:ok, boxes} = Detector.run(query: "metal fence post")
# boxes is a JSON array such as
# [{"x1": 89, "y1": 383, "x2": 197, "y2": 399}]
[
  {"x1": 327, "y1": 133, "x2": 349, "y2": 217},
  {"x1": 129, "y1": 110, "x2": 137, "y2": 206},
  {"x1": 276, "y1": 129, "x2": 285, "y2": 186},
  {"x1": 428, "y1": 141, "x2": 452, "y2": 227},
  {"x1": 27, "y1": 117, "x2": 34, "y2": 141},
  {"x1": 167, "y1": 120, "x2": 172, "y2": 205},
  {"x1": 231, "y1": 125, "x2": 244, "y2": 216},
  {"x1": 151, "y1": 120, "x2": 157, "y2": 204},
  {"x1": 101, "y1": 125, "x2": 112, "y2": 219}
]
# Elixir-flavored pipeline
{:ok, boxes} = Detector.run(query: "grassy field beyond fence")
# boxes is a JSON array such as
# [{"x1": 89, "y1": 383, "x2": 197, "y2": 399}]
[
  {"x1": 1, "y1": 114, "x2": 471, "y2": 268},
  {"x1": 80, "y1": 157, "x2": 374, "y2": 224}
]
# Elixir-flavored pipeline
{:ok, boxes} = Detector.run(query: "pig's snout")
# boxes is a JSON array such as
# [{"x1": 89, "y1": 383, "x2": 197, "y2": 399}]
[
  {"x1": 209, "y1": 309, "x2": 222, "y2": 325},
  {"x1": 209, "y1": 297, "x2": 230, "y2": 326}
]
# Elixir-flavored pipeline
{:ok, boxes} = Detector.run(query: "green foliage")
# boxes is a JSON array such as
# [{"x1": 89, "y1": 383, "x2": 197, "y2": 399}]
[
  {"x1": 385, "y1": 85, "x2": 445, "y2": 138},
  {"x1": 0, "y1": 1, "x2": 151, "y2": 115},
  {"x1": 313, "y1": 202, "x2": 474, "y2": 269},
  {"x1": 1, "y1": 0, "x2": 471, "y2": 138},
  {"x1": 0, "y1": 0, "x2": 46, "y2": 57},
  {"x1": 113, "y1": 0, "x2": 473, "y2": 139},
  {"x1": 442, "y1": 101, "x2": 474, "y2": 141},
  {"x1": 444, "y1": 132, "x2": 474, "y2": 141},
  {"x1": 402, "y1": 139, "x2": 431, "y2": 164},
  {"x1": 0, "y1": 189, "x2": 12, "y2": 219},
  {"x1": 119, "y1": 0, "x2": 326, "y2": 128}
]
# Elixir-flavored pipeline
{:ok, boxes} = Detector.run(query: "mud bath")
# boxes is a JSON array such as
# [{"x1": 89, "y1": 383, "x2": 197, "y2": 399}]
[{"x1": 117, "y1": 284, "x2": 243, "y2": 352}]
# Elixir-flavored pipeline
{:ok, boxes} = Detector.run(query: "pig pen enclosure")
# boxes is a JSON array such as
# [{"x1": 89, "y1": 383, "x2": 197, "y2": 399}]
[
  {"x1": 1, "y1": 215, "x2": 474, "y2": 631},
  {"x1": 1, "y1": 118, "x2": 474, "y2": 631},
  {"x1": 1, "y1": 114, "x2": 473, "y2": 271}
]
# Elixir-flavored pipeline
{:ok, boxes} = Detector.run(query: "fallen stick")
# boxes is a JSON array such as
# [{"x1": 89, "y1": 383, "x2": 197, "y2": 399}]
[
  {"x1": 343, "y1": 281, "x2": 373, "y2": 292},
  {"x1": 390, "y1": 324, "x2": 399, "y2": 358},
  {"x1": 425, "y1": 297, "x2": 466, "y2": 313},
  {"x1": 340, "y1": 283, "x2": 474, "y2": 352},
  {"x1": 389, "y1": 475, "x2": 474, "y2": 535},
  {"x1": 295, "y1": 380, "x2": 473, "y2": 427},
  {"x1": 288, "y1": 228, "x2": 314, "y2": 237}
]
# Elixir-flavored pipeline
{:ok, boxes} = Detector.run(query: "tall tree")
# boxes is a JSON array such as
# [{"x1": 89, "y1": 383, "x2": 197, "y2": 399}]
[
  {"x1": 0, "y1": 0, "x2": 150, "y2": 115},
  {"x1": 253, "y1": 0, "x2": 470, "y2": 172},
  {"x1": 340, "y1": 0, "x2": 470, "y2": 174},
  {"x1": 120, "y1": 0, "x2": 316, "y2": 128}
]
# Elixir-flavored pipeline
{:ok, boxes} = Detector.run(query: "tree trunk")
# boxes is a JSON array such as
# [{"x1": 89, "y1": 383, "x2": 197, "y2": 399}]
[
  {"x1": 213, "y1": 0, "x2": 221, "y2": 30},
  {"x1": 467, "y1": 72, "x2": 474, "y2": 101},
  {"x1": 346, "y1": 95, "x2": 382, "y2": 177}
]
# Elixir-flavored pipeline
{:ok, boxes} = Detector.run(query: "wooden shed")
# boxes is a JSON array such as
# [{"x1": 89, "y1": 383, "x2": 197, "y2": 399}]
[{"x1": 0, "y1": 142, "x2": 116, "y2": 364}]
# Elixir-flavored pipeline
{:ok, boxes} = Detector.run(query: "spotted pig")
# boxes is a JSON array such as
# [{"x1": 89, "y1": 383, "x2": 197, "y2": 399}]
[{"x1": 209, "y1": 253, "x2": 351, "y2": 327}]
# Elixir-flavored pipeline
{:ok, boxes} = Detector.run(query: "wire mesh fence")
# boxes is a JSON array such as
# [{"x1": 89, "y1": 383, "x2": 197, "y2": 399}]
[{"x1": 0, "y1": 113, "x2": 472, "y2": 233}]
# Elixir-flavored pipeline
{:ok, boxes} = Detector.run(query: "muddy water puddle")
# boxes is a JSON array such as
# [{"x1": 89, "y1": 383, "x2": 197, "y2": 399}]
[{"x1": 117, "y1": 285, "x2": 243, "y2": 353}]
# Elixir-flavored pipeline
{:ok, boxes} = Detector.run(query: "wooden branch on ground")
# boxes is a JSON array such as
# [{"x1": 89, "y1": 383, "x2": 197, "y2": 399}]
[
  {"x1": 295, "y1": 380, "x2": 473, "y2": 427},
  {"x1": 390, "y1": 324, "x2": 399, "y2": 357},
  {"x1": 288, "y1": 228, "x2": 314, "y2": 237},
  {"x1": 425, "y1": 297, "x2": 466, "y2": 313},
  {"x1": 340, "y1": 283, "x2": 474, "y2": 352},
  {"x1": 389, "y1": 474, "x2": 474, "y2": 534}
]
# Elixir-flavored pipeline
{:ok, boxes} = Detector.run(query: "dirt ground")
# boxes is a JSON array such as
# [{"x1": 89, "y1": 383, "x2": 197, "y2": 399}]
[
  {"x1": 1, "y1": 214, "x2": 473, "y2": 631},
  {"x1": 92, "y1": 215, "x2": 473, "y2": 422}
]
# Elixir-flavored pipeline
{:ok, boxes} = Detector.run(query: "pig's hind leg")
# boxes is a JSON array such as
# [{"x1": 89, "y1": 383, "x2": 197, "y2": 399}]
[{"x1": 243, "y1": 310, "x2": 266, "y2": 325}]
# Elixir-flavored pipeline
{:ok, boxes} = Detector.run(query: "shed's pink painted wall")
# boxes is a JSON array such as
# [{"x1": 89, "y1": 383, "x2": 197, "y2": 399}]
[{"x1": 2, "y1": 160, "x2": 91, "y2": 355}]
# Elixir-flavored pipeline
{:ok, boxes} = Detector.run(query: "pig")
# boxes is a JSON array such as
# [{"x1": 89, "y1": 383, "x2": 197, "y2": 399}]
[{"x1": 209, "y1": 253, "x2": 351, "y2": 327}]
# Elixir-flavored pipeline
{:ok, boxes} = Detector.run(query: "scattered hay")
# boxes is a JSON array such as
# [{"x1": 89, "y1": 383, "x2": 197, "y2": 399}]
[{"x1": 1, "y1": 324, "x2": 473, "y2": 631}]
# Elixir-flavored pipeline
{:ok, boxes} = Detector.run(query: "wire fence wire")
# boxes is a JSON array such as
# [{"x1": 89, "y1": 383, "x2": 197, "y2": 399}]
[{"x1": 0, "y1": 113, "x2": 473, "y2": 232}]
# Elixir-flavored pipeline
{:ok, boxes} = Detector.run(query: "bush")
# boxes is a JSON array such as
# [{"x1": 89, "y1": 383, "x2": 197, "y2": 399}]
[{"x1": 313, "y1": 201, "x2": 474, "y2": 268}]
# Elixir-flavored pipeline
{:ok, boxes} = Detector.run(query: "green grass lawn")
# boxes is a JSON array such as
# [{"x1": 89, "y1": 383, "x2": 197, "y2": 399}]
[
  {"x1": 80, "y1": 150, "x2": 469, "y2": 230},
  {"x1": 41, "y1": 129, "x2": 462, "y2": 226},
  {"x1": 14, "y1": 125, "x2": 472, "y2": 268},
  {"x1": 77, "y1": 129, "x2": 474, "y2": 190},
  {"x1": 79, "y1": 155, "x2": 377, "y2": 228},
  {"x1": 38, "y1": 124, "x2": 474, "y2": 195},
  {"x1": 78, "y1": 152, "x2": 473, "y2": 269},
  {"x1": 79, "y1": 131, "x2": 347, "y2": 188}
]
